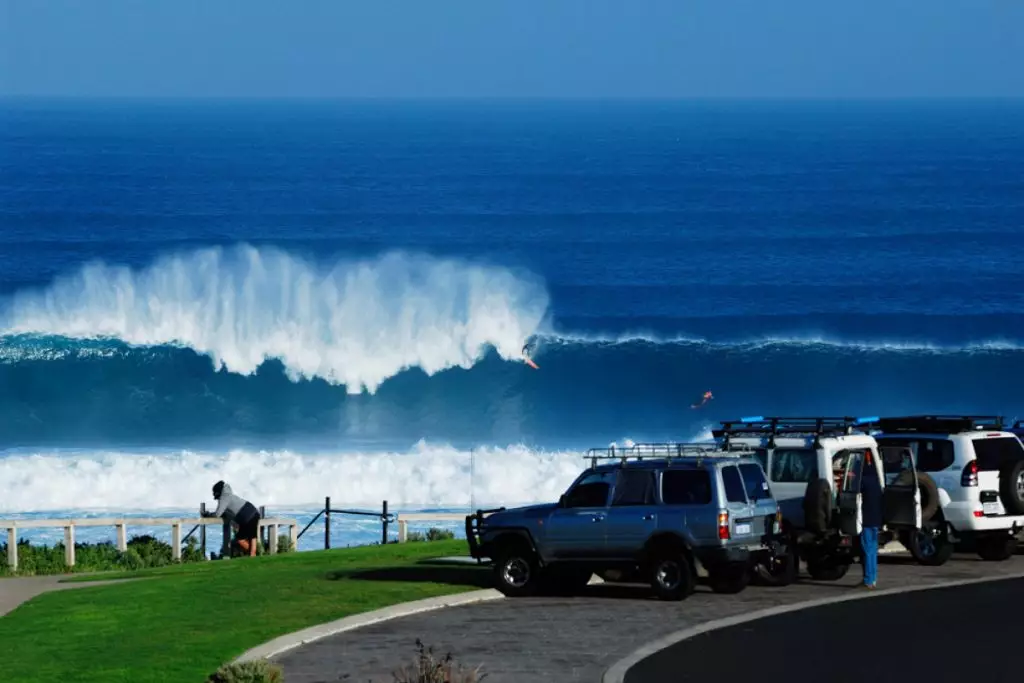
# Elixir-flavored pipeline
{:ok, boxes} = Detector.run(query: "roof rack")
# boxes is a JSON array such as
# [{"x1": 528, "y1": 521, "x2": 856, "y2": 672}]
[
  {"x1": 867, "y1": 415, "x2": 1005, "y2": 434},
  {"x1": 712, "y1": 416, "x2": 876, "y2": 447},
  {"x1": 584, "y1": 442, "x2": 754, "y2": 469}
]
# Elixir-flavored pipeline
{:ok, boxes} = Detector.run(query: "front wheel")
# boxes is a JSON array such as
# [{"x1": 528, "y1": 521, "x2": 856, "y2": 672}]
[
  {"x1": 905, "y1": 526, "x2": 955, "y2": 567},
  {"x1": 649, "y1": 552, "x2": 696, "y2": 601},
  {"x1": 492, "y1": 545, "x2": 541, "y2": 597},
  {"x1": 753, "y1": 538, "x2": 798, "y2": 587},
  {"x1": 977, "y1": 535, "x2": 1017, "y2": 562}
]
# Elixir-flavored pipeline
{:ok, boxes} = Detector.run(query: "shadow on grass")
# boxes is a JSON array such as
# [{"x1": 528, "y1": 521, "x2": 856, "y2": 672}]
[{"x1": 326, "y1": 560, "x2": 493, "y2": 589}]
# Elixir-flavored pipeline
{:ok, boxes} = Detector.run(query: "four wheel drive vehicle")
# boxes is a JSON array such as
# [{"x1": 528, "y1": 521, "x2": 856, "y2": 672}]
[
  {"x1": 713, "y1": 417, "x2": 923, "y2": 580},
  {"x1": 870, "y1": 415, "x2": 1024, "y2": 564},
  {"x1": 464, "y1": 443, "x2": 791, "y2": 601}
]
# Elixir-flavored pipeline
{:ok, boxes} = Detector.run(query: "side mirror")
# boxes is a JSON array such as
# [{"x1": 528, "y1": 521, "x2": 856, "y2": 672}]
[{"x1": 558, "y1": 494, "x2": 567, "y2": 507}]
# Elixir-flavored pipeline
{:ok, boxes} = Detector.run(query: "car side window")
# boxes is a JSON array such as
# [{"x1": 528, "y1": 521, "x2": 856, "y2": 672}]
[
  {"x1": 661, "y1": 469, "x2": 712, "y2": 505},
  {"x1": 878, "y1": 438, "x2": 954, "y2": 472},
  {"x1": 770, "y1": 448, "x2": 819, "y2": 483},
  {"x1": 721, "y1": 466, "x2": 747, "y2": 503},
  {"x1": 611, "y1": 469, "x2": 656, "y2": 506},
  {"x1": 564, "y1": 471, "x2": 614, "y2": 508}
]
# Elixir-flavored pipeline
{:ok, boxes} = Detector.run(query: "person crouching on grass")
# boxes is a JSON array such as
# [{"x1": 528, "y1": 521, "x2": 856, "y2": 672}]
[{"x1": 204, "y1": 481, "x2": 261, "y2": 557}]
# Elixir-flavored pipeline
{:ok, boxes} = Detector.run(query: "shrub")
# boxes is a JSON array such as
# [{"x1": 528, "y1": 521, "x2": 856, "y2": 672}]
[
  {"x1": 406, "y1": 527, "x2": 456, "y2": 543},
  {"x1": 0, "y1": 532, "x2": 206, "y2": 576},
  {"x1": 391, "y1": 639, "x2": 485, "y2": 683},
  {"x1": 205, "y1": 660, "x2": 283, "y2": 683}
]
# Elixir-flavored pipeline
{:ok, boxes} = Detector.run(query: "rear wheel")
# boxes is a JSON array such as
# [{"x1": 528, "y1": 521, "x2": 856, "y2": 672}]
[
  {"x1": 648, "y1": 552, "x2": 696, "y2": 601},
  {"x1": 977, "y1": 535, "x2": 1017, "y2": 562},
  {"x1": 708, "y1": 565, "x2": 751, "y2": 594}
]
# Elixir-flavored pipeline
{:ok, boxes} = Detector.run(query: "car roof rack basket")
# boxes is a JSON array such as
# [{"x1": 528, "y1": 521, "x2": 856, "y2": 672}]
[
  {"x1": 866, "y1": 415, "x2": 1005, "y2": 434},
  {"x1": 712, "y1": 416, "x2": 875, "y2": 448},
  {"x1": 584, "y1": 442, "x2": 754, "y2": 469}
]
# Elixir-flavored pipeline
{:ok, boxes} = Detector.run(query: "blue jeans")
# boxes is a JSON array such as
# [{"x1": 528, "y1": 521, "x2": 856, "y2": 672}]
[{"x1": 860, "y1": 526, "x2": 879, "y2": 586}]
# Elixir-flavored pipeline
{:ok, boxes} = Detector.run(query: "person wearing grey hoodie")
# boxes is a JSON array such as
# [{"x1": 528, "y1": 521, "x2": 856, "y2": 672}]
[{"x1": 205, "y1": 481, "x2": 260, "y2": 557}]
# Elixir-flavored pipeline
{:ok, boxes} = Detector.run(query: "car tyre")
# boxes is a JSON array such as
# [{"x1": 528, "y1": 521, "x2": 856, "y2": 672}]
[
  {"x1": 492, "y1": 544, "x2": 541, "y2": 597},
  {"x1": 708, "y1": 565, "x2": 751, "y2": 594},
  {"x1": 998, "y1": 460, "x2": 1024, "y2": 516},
  {"x1": 753, "y1": 537, "x2": 798, "y2": 587},
  {"x1": 649, "y1": 552, "x2": 695, "y2": 601},
  {"x1": 904, "y1": 525, "x2": 954, "y2": 566},
  {"x1": 977, "y1": 535, "x2": 1017, "y2": 562}
]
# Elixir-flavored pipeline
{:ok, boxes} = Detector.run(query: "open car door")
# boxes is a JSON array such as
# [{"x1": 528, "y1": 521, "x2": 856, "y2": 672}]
[
  {"x1": 880, "y1": 445, "x2": 922, "y2": 529},
  {"x1": 832, "y1": 449, "x2": 864, "y2": 536}
]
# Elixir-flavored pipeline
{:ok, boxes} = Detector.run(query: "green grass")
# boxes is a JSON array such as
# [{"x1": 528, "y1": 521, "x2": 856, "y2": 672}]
[{"x1": 0, "y1": 540, "x2": 489, "y2": 683}]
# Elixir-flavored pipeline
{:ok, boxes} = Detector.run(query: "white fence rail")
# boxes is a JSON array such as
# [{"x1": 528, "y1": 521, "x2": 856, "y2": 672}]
[{"x1": 0, "y1": 517, "x2": 299, "y2": 571}]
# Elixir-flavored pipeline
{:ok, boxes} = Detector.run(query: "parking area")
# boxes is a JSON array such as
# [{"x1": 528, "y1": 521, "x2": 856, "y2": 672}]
[{"x1": 274, "y1": 552, "x2": 1024, "y2": 683}]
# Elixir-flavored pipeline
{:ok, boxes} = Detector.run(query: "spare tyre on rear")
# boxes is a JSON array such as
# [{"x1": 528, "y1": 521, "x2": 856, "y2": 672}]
[
  {"x1": 916, "y1": 472, "x2": 940, "y2": 521},
  {"x1": 802, "y1": 478, "x2": 832, "y2": 533},
  {"x1": 998, "y1": 459, "x2": 1024, "y2": 515}
]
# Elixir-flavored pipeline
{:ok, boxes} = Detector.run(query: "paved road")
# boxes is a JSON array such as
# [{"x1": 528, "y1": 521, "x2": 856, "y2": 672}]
[
  {"x1": 274, "y1": 552, "x2": 1024, "y2": 683},
  {"x1": 626, "y1": 575, "x2": 1024, "y2": 683}
]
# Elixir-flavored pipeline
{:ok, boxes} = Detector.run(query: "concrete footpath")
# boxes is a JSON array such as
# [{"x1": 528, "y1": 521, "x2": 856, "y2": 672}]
[
  {"x1": 0, "y1": 575, "x2": 131, "y2": 617},
  {"x1": 272, "y1": 552, "x2": 1024, "y2": 683}
]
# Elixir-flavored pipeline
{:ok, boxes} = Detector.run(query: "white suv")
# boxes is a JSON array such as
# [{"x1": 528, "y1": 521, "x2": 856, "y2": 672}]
[
  {"x1": 713, "y1": 416, "x2": 923, "y2": 581},
  {"x1": 871, "y1": 415, "x2": 1024, "y2": 564}
]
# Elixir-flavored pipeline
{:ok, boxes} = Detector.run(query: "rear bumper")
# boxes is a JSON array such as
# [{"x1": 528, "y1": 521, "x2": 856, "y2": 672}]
[
  {"x1": 695, "y1": 544, "x2": 771, "y2": 570},
  {"x1": 943, "y1": 503, "x2": 1024, "y2": 535}
]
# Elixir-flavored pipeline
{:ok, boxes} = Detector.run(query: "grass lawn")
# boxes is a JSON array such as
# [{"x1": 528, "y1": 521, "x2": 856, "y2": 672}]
[{"x1": 0, "y1": 540, "x2": 491, "y2": 683}]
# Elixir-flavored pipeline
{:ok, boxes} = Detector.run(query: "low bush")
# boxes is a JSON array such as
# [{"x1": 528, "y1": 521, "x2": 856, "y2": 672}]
[
  {"x1": 406, "y1": 527, "x2": 456, "y2": 543},
  {"x1": 0, "y1": 533, "x2": 206, "y2": 576},
  {"x1": 205, "y1": 660, "x2": 283, "y2": 683},
  {"x1": 391, "y1": 639, "x2": 486, "y2": 683}
]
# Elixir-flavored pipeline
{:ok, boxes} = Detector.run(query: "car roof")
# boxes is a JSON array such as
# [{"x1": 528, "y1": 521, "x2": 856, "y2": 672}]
[{"x1": 590, "y1": 456, "x2": 760, "y2": 473}]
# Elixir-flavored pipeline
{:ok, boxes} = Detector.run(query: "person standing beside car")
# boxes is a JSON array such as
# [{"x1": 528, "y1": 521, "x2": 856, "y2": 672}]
[{"x1": 859, "y1": 450, "x2": 884, "y2": 588}]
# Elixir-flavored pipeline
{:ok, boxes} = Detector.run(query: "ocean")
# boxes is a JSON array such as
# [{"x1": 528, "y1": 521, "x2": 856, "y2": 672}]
[{"x1": 2, "y1": 98, "x2": 1024, "y2": 550}]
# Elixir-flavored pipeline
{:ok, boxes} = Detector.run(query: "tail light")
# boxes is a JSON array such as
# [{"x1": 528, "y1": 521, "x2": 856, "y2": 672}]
[
  {"x1": 961, "y1": 459, "x2": 978, "y2": 487},
  {"x1": 718, "y1": 511, "x2": 730, "y2": 540}
]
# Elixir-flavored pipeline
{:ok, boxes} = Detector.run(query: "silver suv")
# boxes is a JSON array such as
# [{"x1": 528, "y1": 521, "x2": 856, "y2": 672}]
[{"x1": 465, "y1": 443, "x2": 786, "y2": 601}]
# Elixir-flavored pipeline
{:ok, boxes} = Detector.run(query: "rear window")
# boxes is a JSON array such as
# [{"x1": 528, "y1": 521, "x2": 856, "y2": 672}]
[
  {"x1": 877, "y1": 437, "x2": 954, "y2": 472},
  {"x1": 739, "y1": 463, "x2": 772, "y2": 501},
  {"x1": 721, "y1": 466, "x2": 747, "y2": 503},
  {"x1": 662, "y1": 469, "x2": 712, "y2": 505},
  {"x1": 770, "y1": 448, "x2": 818, "y2": 483},
  {"x1": 972, "y1": 436, "x2": 1024, "y2": 471}
]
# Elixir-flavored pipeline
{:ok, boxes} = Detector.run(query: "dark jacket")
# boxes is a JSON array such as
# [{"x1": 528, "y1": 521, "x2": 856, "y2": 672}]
[{"x1": 860, "y1": 460, "x2": 884, "y2": 529}]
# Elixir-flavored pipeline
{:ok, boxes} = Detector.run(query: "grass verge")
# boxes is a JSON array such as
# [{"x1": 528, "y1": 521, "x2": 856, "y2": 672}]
[{"x1": 0, "y1": 540, "x2": 489, "y2": 683}]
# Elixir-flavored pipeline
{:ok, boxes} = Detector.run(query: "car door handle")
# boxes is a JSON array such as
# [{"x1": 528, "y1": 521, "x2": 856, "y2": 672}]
[
  {"x1": 591, "y1": 514, "x2": 605, "y2": 522},
  {"x1": 642, "y1": 513, "x2": 654, "y2": 521}
]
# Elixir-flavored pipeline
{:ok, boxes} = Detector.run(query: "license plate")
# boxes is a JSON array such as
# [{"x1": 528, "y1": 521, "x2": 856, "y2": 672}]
[
  {"x1": 735, "y1": 523, "x2": 752, "y2": 535},
  {"x1": 982, "y1": 502, "x2": 1001, "y2": 515}
]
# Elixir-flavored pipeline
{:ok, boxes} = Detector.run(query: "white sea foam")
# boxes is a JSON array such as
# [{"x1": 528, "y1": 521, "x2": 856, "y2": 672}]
[{"x1": 0, "y1": 245, "x2": 550, "y2": 393}]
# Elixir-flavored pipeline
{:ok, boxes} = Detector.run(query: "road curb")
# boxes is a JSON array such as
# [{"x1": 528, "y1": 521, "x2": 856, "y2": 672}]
[
  {"x1": 601, "y1": 569, "x2": 1024, "y2": 683},
  {"x1": 233, "y1": 589, "x2": 505, "y2": 663}
]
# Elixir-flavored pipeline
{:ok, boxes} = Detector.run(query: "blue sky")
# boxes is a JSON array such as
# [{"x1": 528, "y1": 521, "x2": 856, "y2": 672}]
[{"x1": 2, "y1": 0, "x2": 1023, "y2": 98}]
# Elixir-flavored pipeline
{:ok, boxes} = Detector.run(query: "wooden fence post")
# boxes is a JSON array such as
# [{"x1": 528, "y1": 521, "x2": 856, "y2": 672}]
[
  {"x1": 171, "y1": 523, "x2": 182, "y2": 561},
  {"x1": 324, "y1": 496, "x2": 331, "y2": 550},
  {"x1": 269, "y1": 523, "x2": 278, "y2": 554},
  {"x1": 398, "y1": 519, "x2": 408, "y2": 543},
  {"x1": 6, "y1": 528, "x2": 17, "y2": 571},
  {"x1": 289, "y1": 522, "x2": 298, "y2": 551},
  {"x1": 64, "y1": 524, "x2": 75, "y2": 568},
  {"x1": 116, "y1": 523, "x2": 127, "y2": 552}
]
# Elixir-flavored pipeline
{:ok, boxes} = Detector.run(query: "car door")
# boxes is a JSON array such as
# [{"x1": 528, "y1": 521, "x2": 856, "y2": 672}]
[
  {"x1": 879, "y1": 445, "x2": 922, "y2": 529},
  {"x1": 546, "y1": 470, "x2": 615, "y2": 559},
  {"x1": 833, "y1": 449, "x2": 864, "y2": 536},
  {"x1": 766, "y1": 447, "x2": 821, "y2": 527},
  {"x1": 604, "y1": 468, "x2": 659, "y2": 558}
]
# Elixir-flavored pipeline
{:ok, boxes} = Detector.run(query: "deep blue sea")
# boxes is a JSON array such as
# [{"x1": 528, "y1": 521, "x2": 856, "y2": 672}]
[{"x1": 2, "y1": 99, "x2": 1024, "y2": 547}]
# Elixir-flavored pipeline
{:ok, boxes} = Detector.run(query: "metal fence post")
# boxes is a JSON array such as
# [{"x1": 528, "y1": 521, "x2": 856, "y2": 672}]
[
  {"x1": 382, "y1": 500, "x2": 389, "y2": 545},
  {"x1": 324, "y1": 496, "x2": 331, "y2": 550},
  {"x1": 259, "y1": 505, "x2": 266, "y2": 549},
  {"x1": 199, "y1": 502, "x2": 207, "y2": 557},
  {"x1": 222, "y1": 518, "x2": 231, "y2": 558}
]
